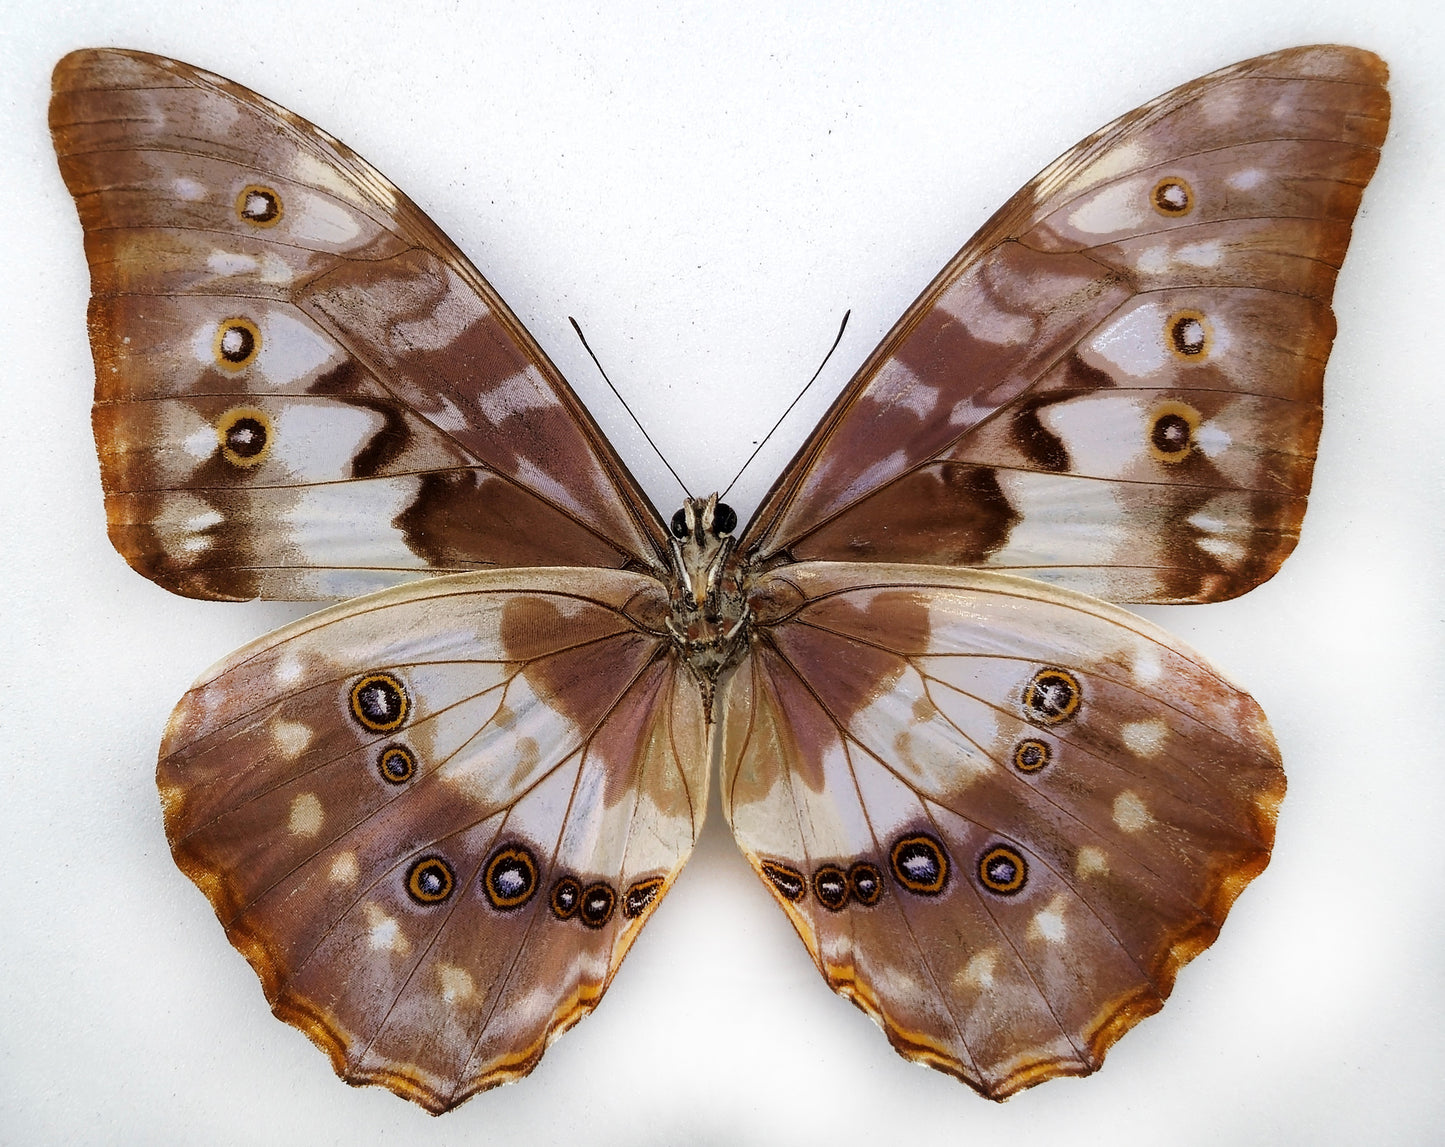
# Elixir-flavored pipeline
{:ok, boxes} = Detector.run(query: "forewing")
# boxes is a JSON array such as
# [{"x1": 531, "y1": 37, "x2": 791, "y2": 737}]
[
  {"x1": 157, "y1": 569, "x2": 705, "y2": 1112},
  {"x1": 51, "y1": 49, "x2": 667, "y2": 601},
  {"x1": 743, "y1": 46, "x2": 1388, "y2": 603},
  {"x1": 723, "y1": 563, "x2": 1283, "y2": 1096}
]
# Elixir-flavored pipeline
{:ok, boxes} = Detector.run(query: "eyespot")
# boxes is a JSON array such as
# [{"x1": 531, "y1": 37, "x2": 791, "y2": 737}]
[
  {"x1": 215, "y1": 407, "x2": 271, "y2": 467},
  {"x1": 579, "y1": 882, "x2": 616, "y2": 928},
  {"x1": 236, "y1": 184, "x2": 283, "y2": 226},
  {"x1": 623, "y1": 876, "x2": 665, "y2": 918},
  {"x1": 377, "y1": 744, "x2": 416, "y2": 785},
  {"x1": 550, "y1": 877, "x2": 581, "y2": 919},
  {"x1": 349, "y1": 672, "x2": 408, "y2": 732},
  {"x1": 670, "y1": 508, "x2": 689, "y2": 539},
  {"x1": 213, "y1": 317, "x2": 260, "y2": 370},
  {"x1": 848, "y1": 861, "x2": 883, "y2": 906},
  {"x1": 1024, "y1": 668, "x2": 1081, "y2": 725},
  {"x1": 1167, "y1": 310, "x2": 1210, "y2": 359},
  {"x1": 1012, "y1": 738, "x2": 1051, "y2": 775},
  {"x1": 890, "y1": 834, "x2": 949, "y2": 895},
  {"x1": 483, "y1": 845, "x2": 538, "y2": 910},
  {"x1": 406, "y1": 856, "x2": 454, "y2": 904},
  {"x1": 978, "y1": 845, "x2": 1028, "y2": 896},
  {"x1": 760, "y1": 859, "x2": 806, "y2": 902},
  {"x1": 812, "y1": 865, "x2": 849, "y2": 911},
  {"x1": 712, "y1": 502, "x2": 738, "y2": 536},
  {"x1": 1151, "y1": 177, "x2": 1194, "y2": 216},
  {"x1": 1148, "y1": 400, "x2": 1202, "y2": 463}
]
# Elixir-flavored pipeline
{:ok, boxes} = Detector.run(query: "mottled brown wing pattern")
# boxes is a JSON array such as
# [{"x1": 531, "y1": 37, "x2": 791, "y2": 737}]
[
  {"x1": 743, "y1": 46, "x2": 1388, "y2": 604},
  {"x1": 51, "y1": 49, "x2": 667, "y2": 601},
  {"x1": 158, "y1": 569, "x2": 706, "y2": 1112},
  {"x1": 723, "y1": 564, "x2": 1283, "y2": 1097}
]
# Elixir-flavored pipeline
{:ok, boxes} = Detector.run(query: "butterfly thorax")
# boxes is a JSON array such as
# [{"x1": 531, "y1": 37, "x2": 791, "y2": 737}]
[{"x1": 665, "y1": 495, "x2": 749, "y2": 713}]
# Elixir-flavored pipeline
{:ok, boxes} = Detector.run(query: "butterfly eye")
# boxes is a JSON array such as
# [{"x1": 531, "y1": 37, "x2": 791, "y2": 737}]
[
  {"x1": 670, "y1": 508, "x2": 690, "y2": 539},
  {"x1": 711, "y1": 502, "x2": 738, "y2": 536}
]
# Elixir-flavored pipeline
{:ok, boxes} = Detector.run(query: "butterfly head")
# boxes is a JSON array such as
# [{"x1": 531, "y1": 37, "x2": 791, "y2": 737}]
[{"x1": 665, "y1": 495, "x2": 749, "y2": 712}]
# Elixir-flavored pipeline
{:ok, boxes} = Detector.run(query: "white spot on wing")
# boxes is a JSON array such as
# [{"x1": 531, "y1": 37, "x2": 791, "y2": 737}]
[
  {"x1": 1194, "y1": 421, "x2": 1232, "y2": 458},
  {"x1": 1112, "y1": 790, "x2": 1153, "y2": 833},
  {"x1": 1066, "y1": 180, "x2": 1147, "y2": 235},
  {"x1": 364, "y1": 902, "x2": 409, "y2": 953},
  {"x1": 173, "y1": 177, "x2": 207, "y2": 201},
  {"x1": 272, "y1": 719, "x2": 314, "y2": 758},
  {"x1": 288, "y1": 792, "x2": 323, "y2": 837},
  {"x1": 1121, "y1": 717, "x2": 1169, "y2": 758},
  {"x1": 207, "y1": 250, "x2": 260, "y2": 277},
  {"x1": 329, "y1": 852, "x2": 359, "y2": 886},
  {"x1": 1027, "y1": 894, "x2": 1068, "y2": 943},
  {"x1": 1086, "y1": 303, "x2": 1169, "y2": 377},
  {"x1": 1228, "y1": 168, "x2": 1265, "y2": 191},
  {"x1": 436, "y1": 963, "x2": 476, "y2": 1005},
  {"x1": 1075, "y1": 846, "x2": 1109, "y2": 878},
  {"x1": 956, "y1": 949, "x2": 998, "y2": 991}
]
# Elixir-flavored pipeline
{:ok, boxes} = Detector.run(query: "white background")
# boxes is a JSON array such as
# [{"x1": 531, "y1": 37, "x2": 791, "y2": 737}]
[{"x1": 2, "y1": 2, "x2": 1441, "y2": 1144}]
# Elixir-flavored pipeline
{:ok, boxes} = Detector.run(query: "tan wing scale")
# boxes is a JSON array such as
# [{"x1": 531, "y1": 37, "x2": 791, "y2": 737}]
[{"x1": 158, "y1": 568, "x2": 706, "y2": 1112}]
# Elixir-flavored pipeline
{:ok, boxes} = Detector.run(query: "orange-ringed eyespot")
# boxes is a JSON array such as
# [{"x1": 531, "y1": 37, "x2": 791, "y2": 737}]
[
  {"x1": 483, "y1": 845, "x2": 538, "y2": 910},
  {"x1": 623, "y1": 877, "x2": 665, "y2": 919},
  {"x1": 1024, "y1": 668, "x2": 1081, "y2": 724},
  {"x1": 550, "y1": 877, "x2": 581, "y2": 920},
  {"x1": 1013, "y1": 739, "x2": 1051, "y2": 774},
  {"x1": 1167, "y1": 310, "x2": 1210, "y2": 358},
  {"x1": 849, "y1": 862, "x2": 883, "y2": 906},
  {"x1": 213, "y1": 317, "x2": 260, "y2": 369},
  {"x1": 978, "y1": 845, "x2": 1028, "y2": 895},
  {"x1": 890, "y1": 834, "x2": 949, "y2": 895},
  {"x1": 812, "y1": 865, "x2": 849, "y2": 911},
  {"x1": 377, "y1": 744, "x2": 415, "y2": 784},
  {"x1": 236, "y1": 184, "x2": 283, "y2": 225},
  {"x1": 760, "y1": 860, "x2": 806, "y2": 902},
  {"x1": 349, "y1": 672, "x2": 408, "y2": 732},
  {"x1": 216, "y1": 407, "x2": 271, "y2": 468},
  {"x1": 406, "y1": 856, "x2": 454, "y2": 904},
  {"x1": 579, "y1": 882, "x2": 616, "y2": 928},
  {"x1": 1151, "y1": 176, "x2": 1194, "y2": 215}
]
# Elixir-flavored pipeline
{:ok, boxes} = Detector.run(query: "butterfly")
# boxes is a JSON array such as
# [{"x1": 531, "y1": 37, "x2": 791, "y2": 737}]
[{"x1": 50, "y1": 45, "x2": 1388, "y2": 1113}]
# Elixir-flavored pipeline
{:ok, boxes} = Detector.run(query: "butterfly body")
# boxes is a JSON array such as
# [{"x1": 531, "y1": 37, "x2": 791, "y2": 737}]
[{"x1": 51, "y1": 44, "x2": 1387, "y2": 1112}]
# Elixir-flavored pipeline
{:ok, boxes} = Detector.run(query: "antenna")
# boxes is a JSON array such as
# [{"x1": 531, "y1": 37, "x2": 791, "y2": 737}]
[
  {"x1": 569, "y1": 317, "x2": 692, "y2": 500},
  {"x1": 720, "y1": 310, "x2": 850, "y2": 500}
]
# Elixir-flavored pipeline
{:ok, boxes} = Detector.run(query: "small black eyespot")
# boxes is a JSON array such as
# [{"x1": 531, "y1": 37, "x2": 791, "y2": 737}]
[
  {"x1": 670, "y1": 508, "x2": 689, "y2": 539},
  {"x1": 712, "y1": 502, "x2": 738, "y2": 536}
]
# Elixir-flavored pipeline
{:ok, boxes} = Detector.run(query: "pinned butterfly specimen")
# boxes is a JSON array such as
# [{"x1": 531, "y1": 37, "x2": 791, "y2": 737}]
[{"x1": 50, "y1": 45, "x2": 1388, "y2": 1112}]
